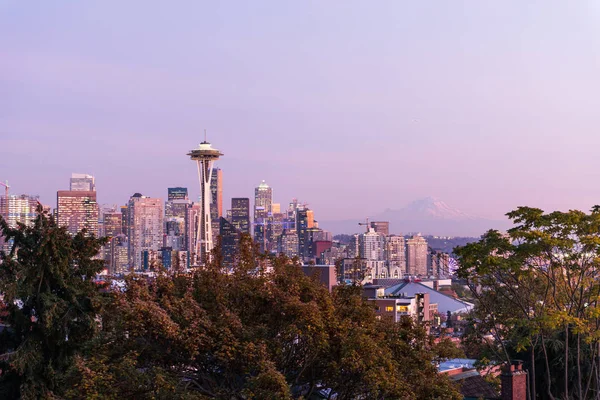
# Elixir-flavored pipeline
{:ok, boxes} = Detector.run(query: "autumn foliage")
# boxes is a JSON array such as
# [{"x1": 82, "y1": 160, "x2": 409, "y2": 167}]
[{"x1": 0, "y1": 208, "x2": 460, "y2": 399}]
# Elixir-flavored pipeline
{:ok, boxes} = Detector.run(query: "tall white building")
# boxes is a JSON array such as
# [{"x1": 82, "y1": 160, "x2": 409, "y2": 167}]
[
  {"x1": 70, "y1": 173, "x2": 96, "y2": 191},
  {"x1": 254, "y1": 180, "x2": 273, "y2": 220},
  {"x1": 359, "y1": 228, "x2": 385, "y2": 261},
  {"x1": 127, "y1": 194, "x2": 164, "y2": 270},
  {"x1": 406, "y1": 234, "x2": 428, "y2": 276}
]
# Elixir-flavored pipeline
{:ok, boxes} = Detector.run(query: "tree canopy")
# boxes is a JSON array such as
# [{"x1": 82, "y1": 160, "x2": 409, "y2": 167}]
[
  {"x1": 455, "y1": 206, "x2": 600, "y2": 400},
  {"x1": 0, "y1": 209, "x2": 461, "y2": 399}
]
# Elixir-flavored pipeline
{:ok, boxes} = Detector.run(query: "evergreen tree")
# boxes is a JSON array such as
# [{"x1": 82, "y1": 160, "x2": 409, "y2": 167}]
[{"x1": 0, "y1": 207, "x2": 108, "y2": 399}]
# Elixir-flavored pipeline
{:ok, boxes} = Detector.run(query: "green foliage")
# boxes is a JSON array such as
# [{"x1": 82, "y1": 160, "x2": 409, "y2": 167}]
[
  {"x1": 0, "y1": 212, "x2": 461, "y2": 399},
  {"x1": 455, "y1": 206, "x2": 600, "y2": 400},
  {"x1": 0, "y1": 207, "x2": 108, "y2": 399}
]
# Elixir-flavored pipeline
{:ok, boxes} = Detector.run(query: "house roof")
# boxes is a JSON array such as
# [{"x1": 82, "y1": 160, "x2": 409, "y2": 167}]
[
  {"x1": 385, "y1": 282, "x2": 473, "y2": 314},
  {"x1": 451, "y1": 371, "x2": 500, "y2": 400}
]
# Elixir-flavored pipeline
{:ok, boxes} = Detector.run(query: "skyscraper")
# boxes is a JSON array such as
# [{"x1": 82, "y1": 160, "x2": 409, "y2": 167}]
[
  {"x1": 127, "y1": 194, "x2": 164, "y2": 270},
  {"x1": 0, "y1": 194, "x2": 39, "y2": 228},
  {"x1": 220, "y1": 216, "x2": 240, "y2": 266},
  {"x1": 231, "y1": 198, "x2": 250, "y2": 234},
  {"x1": 278, "y1": 229, "x2": 299, "y2": 259},
  {"x1": 406, "y1": 234, "x2": 428, "y2": 276},
  {"x1": 359, "y1": 229, "x2": 385, "y2": 261},
  {"x1": 100, "y1": 210, "x2": 124, "y2": 274},
  {"x1": 103, "y1": 211, "x2": 123, "y2": 237},
  {"x1": 210, "y1": 168, "x2": 223, "y2": 219},
  {"x1": 296, "y1": 207, "x2": 315, "y2": 259},
  {"x1": 165, "y1": 187, "x2": 190, "y2": 253},
  {"x1": 385, "y1": 235, "x2": 406, "y2": 277},
  {"x1": 254, "y1": 180, "x2": 272, "y2": 220},
  {"x1": 0, "y1": 194, "x2": 40, "y2": 252},
  {"x1": 210, "y1": 168, "x2": 223, "y2": 241},
  {"x1": 69, "y1": 173, "x2": 96, "y2": 191},
  {"x1": 254, "y1": 181, "x2": 272, "y2": 250},
  {"x1": 168, "y1": 187, "x2": 188, "y2": 201},
  {"x1": 57, "y1": 191, "x2": 99, "y2": 237},
  {"x1": 188, "y1": 140, "x2": 223, "y2": 265}
]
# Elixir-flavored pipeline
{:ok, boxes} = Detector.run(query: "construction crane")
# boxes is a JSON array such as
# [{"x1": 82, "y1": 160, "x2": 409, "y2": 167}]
[
  {"x1": 358, "y1": 217, "x2": 370, "y2": 233},
  {"x1": 0, "y1": 180, "x2": 9, "y2": 221}
]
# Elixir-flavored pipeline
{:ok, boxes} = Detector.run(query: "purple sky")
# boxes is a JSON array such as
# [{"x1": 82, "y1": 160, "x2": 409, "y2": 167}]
[{"x1": 3, "y1": 1, "x2": 600, "y2": 221}]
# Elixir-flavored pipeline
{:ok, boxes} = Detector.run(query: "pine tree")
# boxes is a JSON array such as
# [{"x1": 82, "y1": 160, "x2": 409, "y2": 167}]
[{"x1": 0, "y1": 207, "x2": 107, "y2": 399}]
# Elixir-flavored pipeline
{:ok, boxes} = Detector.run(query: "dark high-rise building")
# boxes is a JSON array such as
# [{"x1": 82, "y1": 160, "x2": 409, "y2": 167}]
[
  {"x1": 220, "y1": 217, "x2": 240, "y2": 266},
  {"x1": 168, "y1": 187, "x2": 188, "y2": 201},
  {"x1": 210, "y1": 168, "x2": 223, "y2": 241},
  {"x1": 231, "y1": 198, "x2": 250, "y2": 234},
  {"x1": 370, "y1": 221, "x2": 390, "y2": 236},
  {"x1": 296, "y1": 208, "x2": 314, "y2": 259},
  {"x1": 120, "y1": 205, "x2": 128, "y2": 235},
  {"x1": 210, "y1": 169, "x2": 223, "y2": 219},
  {"x1": 57, "y1": 191, "x2": 99, "y2": 237}
]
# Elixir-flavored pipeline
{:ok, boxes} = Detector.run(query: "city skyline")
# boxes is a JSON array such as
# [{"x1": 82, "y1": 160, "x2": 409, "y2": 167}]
[{"x1": 4, "y1": 2, "x2": 600, "y2": 221}]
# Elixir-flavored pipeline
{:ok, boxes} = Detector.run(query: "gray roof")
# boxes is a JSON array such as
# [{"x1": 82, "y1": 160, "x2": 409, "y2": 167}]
[{"x1": 385, "y1": 282, "x2": 473, "y2": 314}]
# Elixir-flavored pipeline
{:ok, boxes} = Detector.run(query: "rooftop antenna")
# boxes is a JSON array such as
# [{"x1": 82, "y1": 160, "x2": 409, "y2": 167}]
[{"x1": 204, "y1": 129, "x2": 207, "y2": 142}]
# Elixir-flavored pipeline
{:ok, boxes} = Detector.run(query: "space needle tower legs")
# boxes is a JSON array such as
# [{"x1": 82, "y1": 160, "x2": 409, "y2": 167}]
[{"x1": 188, "y1": 135, "x2": 223, "y2": 266}]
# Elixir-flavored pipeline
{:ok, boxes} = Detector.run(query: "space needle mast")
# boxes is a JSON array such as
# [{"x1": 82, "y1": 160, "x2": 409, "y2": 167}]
[{"x1": 187, "y1": 131, "x2": 223, "y2": 265}]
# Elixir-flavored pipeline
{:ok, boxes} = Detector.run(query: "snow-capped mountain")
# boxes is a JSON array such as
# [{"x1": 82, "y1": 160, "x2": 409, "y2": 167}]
[
  {"x1": 319, "y1": 197, "x2": 511, "y2": 237},
  {"x1": 381, "y1": 197, "x2": 476, "y2": 221}
]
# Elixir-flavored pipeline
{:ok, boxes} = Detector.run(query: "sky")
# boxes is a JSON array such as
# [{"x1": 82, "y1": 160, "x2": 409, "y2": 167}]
[{"x1": 2, "y1": 1, "x2": 600, "y2": 221}]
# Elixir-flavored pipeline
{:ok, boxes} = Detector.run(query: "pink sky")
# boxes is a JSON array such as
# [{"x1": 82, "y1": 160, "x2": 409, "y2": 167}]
[{"x1": 2, "y1": 1, "x2": 600, "y2": 221}]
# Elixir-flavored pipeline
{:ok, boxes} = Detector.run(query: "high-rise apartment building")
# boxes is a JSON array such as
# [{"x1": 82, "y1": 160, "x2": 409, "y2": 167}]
[
  {"x1": 359, "y1": 229, "x2": 385, "y2": 261},
  {"x1": 278, "y1": 230, "x2": 299, "y2": 259},
  {"x1": 70, "y1": 173, "x2": 96, "y2": 191},
  {"x1": 431, "y1": 252, "x2": 451, "y2": 277},
  {"x1": 110, "y1": 234, "x2": 129, "y2": 274},
  {"x1": 57, "y1": 191, "x2": 99, "y2": 237},
  {"x1": 127, "y1": 194, "x2": 164, "y2": 270},
  {"x1": 385, "y1": 235, "x2": 406, "y2": 277},
  {"x1": 0, "y1": 194, "x2": 39, "y2": 228},
  {"x1": 0, "y1": 194, "x2": 40, "y2": 252},
  {"x1": 406, "y1": 234, "x2": 428, "y2": 276},
  {"x1": 370, "y1": 221, "x2": 390, "y2": 236},
  {"x1": 231, "y1": 198, "x2": 250, "y2": 234}
]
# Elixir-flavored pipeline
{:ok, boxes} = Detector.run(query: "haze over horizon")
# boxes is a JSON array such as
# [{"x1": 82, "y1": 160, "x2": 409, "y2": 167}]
[{"x1": 3, "y1": 1, "x2": 600, "y2": 220}]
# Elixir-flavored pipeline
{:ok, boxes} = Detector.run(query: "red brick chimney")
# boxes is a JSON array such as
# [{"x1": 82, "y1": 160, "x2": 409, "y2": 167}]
[{"x1": 501, "y1": 361, "x2": 527, "y2": 400}]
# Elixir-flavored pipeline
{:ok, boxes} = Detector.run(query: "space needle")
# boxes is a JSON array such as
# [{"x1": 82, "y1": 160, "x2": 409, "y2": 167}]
[{"x1": 188, "y1": 133, "x2": 223, "y2": 265}]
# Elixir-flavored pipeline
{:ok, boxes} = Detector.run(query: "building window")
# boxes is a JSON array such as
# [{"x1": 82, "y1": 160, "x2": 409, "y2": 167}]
[
  {"x1": 397, "y1": 305, "x2": 409, "y2": 312},
  {"x1": 385, "y1": 306, "x2": 394, "y2": 312}
]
